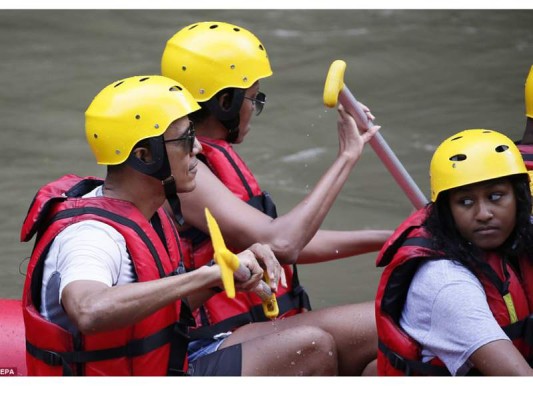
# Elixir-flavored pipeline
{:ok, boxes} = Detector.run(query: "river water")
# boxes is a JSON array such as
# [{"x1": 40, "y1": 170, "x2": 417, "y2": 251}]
[{"x1": 1, "y1": 9, "x2": 532, "y2": 308}]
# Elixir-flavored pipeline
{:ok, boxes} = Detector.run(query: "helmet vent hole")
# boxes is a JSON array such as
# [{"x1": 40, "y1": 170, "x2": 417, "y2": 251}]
[
  {"x1": 483, "y1": 130, "x2": 492, "y2": 133},
  {"x1": 449, "y1": 154, "x2": 467, "y2": 162},
  {"x1": 233, "y1": 28, "x2": 240, "y2": 32},
  {"x1": 209, "y1": 24, "x2": 218, "y2": 29},
  {"x1": 139, "y1": 77, "x2": 150, "y2": 82},
  {"x1": 188, "y1": 24, "x2": 198, "y2": 30},
  {"x1": 495, "y1": 145, "x2": 509, "y2": 153},
  {"x1": 169, "y1": 85, "x2": 183, "y2": 92},
  {"x1": 93, "y1": 133, "x2": 98, "y2": 139},
  {"x1": 114, "y1": 81, "x2": 124, "y2": 88},
  {"x1": 135, "y1": 115, "x2": 141, "y2": 120},
  {"x1": 259, "y1": 44, "x2": 264, "y2": 51},
  {"x1": 181, "y1": 66, "x2": 186, "y2": 71},
  {"x1": 451, "y1": 136, "x2": 463, "y2": 141}
]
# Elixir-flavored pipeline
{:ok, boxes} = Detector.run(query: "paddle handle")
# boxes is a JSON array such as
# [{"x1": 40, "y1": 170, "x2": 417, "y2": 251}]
[
  {"x1": 234, "y1": 265, "x2": 279, "y2": 319},
  {"x1": 338, "y1": 87, "x2": 428, "y2": 210},
  {"x1": 234, "y1": 266, "x2": 273, "y2": 300}
]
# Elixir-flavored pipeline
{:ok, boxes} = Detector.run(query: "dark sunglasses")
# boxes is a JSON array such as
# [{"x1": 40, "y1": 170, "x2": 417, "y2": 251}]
[
  {"x1": 243, "y1": 91, "x2": 266, "y2": 116},
  {"x1": 163, "y1": 121, "x2": 195, "y2": 153}
]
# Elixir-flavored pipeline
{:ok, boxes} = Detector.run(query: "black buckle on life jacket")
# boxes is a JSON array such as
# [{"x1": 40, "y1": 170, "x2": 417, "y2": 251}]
[
  {"x1": 523, "y1": 315, "x2": 533, "y2": 346},
  {"x1": 390, "y1": 352, "x2": 412, "y2": 376},
  {"x1": 26, "y1": 342, "x2": 74, "y2": 376},
  {"x1": 41, "y1": 349, "x2": 63, "y2": 366}
]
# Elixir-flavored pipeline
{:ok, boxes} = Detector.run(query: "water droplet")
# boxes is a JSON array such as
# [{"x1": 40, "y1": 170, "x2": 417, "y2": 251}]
[{"x1": 296, "y1": 350, "x2": 302, "y2": 355}]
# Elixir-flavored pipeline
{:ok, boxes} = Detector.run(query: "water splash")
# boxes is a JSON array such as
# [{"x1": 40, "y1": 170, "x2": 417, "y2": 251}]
[{"x1": 281, "y1": 148, "x2": 326, "y2": 163}]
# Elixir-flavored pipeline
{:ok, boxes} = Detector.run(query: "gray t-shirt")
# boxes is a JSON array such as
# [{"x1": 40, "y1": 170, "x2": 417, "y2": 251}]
[
  {"x1": 40, "y1": 186, "x2": 135, "y2": 333},
  {"x1": 399, "y1": 259, "x2": 509, "y2": 376}
]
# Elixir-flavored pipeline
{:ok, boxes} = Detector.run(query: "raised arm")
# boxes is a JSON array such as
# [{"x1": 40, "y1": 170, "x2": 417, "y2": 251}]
[{"x1": 178, "y1": 106, "x2": 380, "y2": 264}]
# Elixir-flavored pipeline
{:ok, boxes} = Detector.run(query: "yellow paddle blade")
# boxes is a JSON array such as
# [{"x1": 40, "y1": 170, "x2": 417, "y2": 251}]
[
  {"x1": 261, "y1": 272, "x2": 279, "y2": 319},
  {"x1": 205, "y1": 208, "x2": 240, "y2": 298},
  {"x1": 323, "y1": 59, "x2": 346, "y2": 108}
]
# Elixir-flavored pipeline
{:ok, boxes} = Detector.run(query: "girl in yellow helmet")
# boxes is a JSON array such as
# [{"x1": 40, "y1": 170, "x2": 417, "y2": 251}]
[{"x1": 376, "y1": 129, "x2": 533, "y2": 376}]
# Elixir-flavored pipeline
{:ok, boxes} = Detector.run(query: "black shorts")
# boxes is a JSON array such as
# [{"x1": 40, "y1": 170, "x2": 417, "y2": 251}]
[{"x1": 188, "y1": 343, "x2": 242, "y2": 376}]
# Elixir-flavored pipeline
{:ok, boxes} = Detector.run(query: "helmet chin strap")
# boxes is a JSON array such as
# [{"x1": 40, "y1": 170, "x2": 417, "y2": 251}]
[
  {"x1": 126, "y1": 136, "x2": 185, "y2": 225},
  {"x1": 204, "y1": 88, "x2": 245, "y2": 144},
  {"x1": 162, "y1": 177, "x2": 184, "y2": 226}
]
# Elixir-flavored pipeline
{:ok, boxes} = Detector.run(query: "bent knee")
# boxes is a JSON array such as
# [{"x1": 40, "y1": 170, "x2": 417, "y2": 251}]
[{"x1": 291, "y1": 326, "x2": 338, "y2": 375}]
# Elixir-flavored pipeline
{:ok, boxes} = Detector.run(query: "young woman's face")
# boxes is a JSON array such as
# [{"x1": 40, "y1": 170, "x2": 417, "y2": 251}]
[
  {"x1": 235, "y1": 82, "x2": 261, "y2": 143},
  {"x1": 448, "y1": 178, "x2": 517, "y2": 251}
]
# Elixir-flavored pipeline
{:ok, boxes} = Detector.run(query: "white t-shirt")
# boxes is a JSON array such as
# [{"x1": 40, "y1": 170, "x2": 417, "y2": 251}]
[
  {"x1": 399, "y1": 259, "x2": 510, "y2": 376},
  {"x1": 40, "y1": 186, "x2": 135, "y2": 333}
]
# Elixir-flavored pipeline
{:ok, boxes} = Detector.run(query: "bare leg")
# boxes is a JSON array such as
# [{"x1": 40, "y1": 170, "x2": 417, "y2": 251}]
[
  {"x1": 225, "y1": 326, "x2": 338, "y2": 376},
  {"x1": 220, "y1": 301, "x2": 377, "y2": 376}
]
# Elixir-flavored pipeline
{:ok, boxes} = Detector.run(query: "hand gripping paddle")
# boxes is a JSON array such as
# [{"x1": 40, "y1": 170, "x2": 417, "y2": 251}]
[
  {"x1": 323, "y1": 60, "x2": 428, "y2": 210},
  {"x1": 204, "y1": 208, "x2": 279, "y2": 318}
]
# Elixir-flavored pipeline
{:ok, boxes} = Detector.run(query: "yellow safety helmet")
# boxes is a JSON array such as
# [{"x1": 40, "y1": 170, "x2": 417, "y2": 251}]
[
  {"x1": 85, "y1": 75, "x2": 200, "y2": 165},
  {"x1": 161, "y1": 21, "x2": 272, "y2": 102},
  {"x1": 526, "y1": 65, "x2": 533, "y2": 119},
  {"x1": 430, "y1": 129, "x2": 528, "y2": 202}
]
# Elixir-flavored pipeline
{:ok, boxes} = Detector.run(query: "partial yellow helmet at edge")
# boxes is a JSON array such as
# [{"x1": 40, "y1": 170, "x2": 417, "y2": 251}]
[
  {"x1": 85, "y1": 75, "x2": 200, "y2": 165},
  {"x1": 526, "y1": 65, "x2": 533, "y2": 118},
  {"x1": 161, "y1": 21, "x2": 273, "y2": 102},
  {"x1": 430, "y1": 129, "x2": 528, "y2": 202}
]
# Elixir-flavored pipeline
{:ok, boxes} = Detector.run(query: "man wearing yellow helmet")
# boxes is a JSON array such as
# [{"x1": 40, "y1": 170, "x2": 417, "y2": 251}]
[
  {"x1": 161, "y1": 21, "x2": 391, "y2": 375},
  {"x1": 20, "y1": 75, "x2": 280, "y2": 376},
  {"x1": 375, "y1": 129, "x2": 533, "y2": 376}
]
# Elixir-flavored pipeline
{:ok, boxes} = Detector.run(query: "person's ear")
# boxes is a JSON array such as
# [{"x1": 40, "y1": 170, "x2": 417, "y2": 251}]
[
  {"x1": 132, "y1": 146, "x2": 152, "y2": 163},
  {"x1": 218, "y1": 92, "x2": 232, "y2": 111}
]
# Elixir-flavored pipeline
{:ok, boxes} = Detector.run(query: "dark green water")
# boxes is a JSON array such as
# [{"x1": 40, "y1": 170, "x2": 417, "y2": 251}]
[{"x1": 1, "y1": 9, "x2": 532, "y2": 308}]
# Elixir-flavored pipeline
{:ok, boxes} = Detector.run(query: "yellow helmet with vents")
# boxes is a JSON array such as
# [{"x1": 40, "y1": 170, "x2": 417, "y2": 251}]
[
  {"x1": 430, "y1": 129, "x2": 528, "y2": 202},
  {"x1": 526, "y1": 65, "x2": 533, "y2": 118},
  {"x1": 161, "y1": 21, "x2": 272, "y2": 102},
  {"x1": 85, "y1": 75, "x2": 199, "y2": 165}
]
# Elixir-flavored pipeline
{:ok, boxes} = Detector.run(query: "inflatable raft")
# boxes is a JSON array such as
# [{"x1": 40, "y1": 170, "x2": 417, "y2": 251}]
[{"x1": 0, "y1": 299, "x2": 27, "y2": 376}]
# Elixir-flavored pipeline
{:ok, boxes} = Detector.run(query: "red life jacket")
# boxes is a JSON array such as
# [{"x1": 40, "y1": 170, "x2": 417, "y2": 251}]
[
  {"x1": 518, "y1": 143, "x2": 533, "y2": 170},
  {"x1": 375, "y1": 206, "x2": 533, "y2": 376},
  {"x1": 517, "y1": 143, "x2": 533, "y2": 195},
  {"x1": 21, "y1": 174, "x2": 193, "y2": 376},
  {"x1": 180, "y1": 138, "x2": 311, "y2": 340}
]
